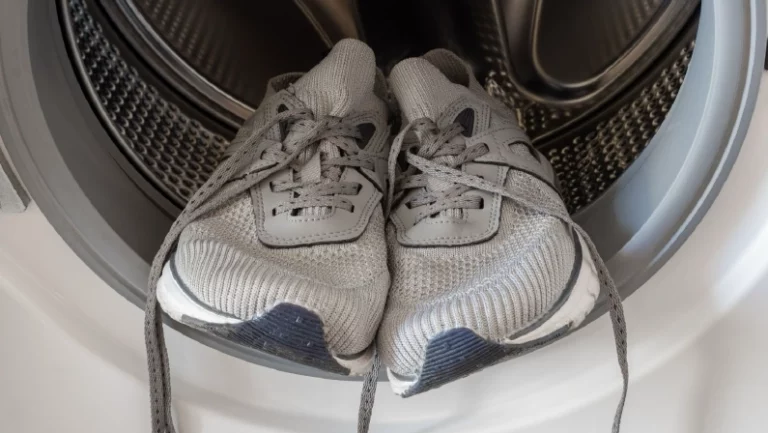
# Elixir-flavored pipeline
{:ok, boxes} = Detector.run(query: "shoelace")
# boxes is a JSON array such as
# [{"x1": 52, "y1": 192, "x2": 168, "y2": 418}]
[
  {"x1": 386, "y1": 118, "x2": 629, "y2": 433},
  {"x1": 357, "y1": 352, "x2": 381, "y2": 433},
  {"x1": 144, "y1": 108, "x2": 388, "y2": 433},
  {"x1": 387, "y1": 119, "x2": 489, "y2": 218}
]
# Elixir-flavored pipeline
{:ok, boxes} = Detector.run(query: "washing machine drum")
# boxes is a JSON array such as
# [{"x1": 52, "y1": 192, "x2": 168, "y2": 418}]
[{"x1": 0, "y1": 0, "x2": 755, "y2": 377}]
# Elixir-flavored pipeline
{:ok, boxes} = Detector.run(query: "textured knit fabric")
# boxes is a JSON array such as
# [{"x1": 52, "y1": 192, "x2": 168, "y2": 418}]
[
  {"x1": 381, "y1": 51, "x2": 629, "y2": 433},
  {"x1": 380, "y1": 51, "x2": 577, "y2": 375},
  {"x1": 175, "y1": 197, "x2": 389, "y2": 355},
  {"x1": 380, "y1": 174, "x2": 573, "y2": 374},
  {"x1": 292, "y1": 44, "x2": 376, "y2": 118},
  {"x1": 165, "y1": 38, "x2": 391, "y2": 357},
  {"x1": 144, "y1": 39, "x2": 396, "y2": 433}
]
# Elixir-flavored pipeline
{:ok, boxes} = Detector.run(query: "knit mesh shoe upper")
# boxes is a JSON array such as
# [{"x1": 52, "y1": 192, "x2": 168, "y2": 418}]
[
  {"x1": 160, "y1": 39, "x2": 391, "y2": 358},
  {"x1": 174, "y1": 197, "x2": 390, "y2": 355},
  {"x1": 379, "y1": 50, "x2": 584, "y2": 378}
]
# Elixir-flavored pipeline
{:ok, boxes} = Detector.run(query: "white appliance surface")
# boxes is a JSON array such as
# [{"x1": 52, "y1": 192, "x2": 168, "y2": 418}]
[{"x1": 2, "y1": 61, "x2": 768, "y2": 433}]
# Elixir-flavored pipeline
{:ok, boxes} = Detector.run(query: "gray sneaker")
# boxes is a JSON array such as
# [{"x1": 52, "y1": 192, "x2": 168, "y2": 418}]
[
  {"x1": 380, "y1": 49, "x2": 628, "y2": 428},
  {"x1": 144, "y1": 38, "x2": 391, "y2": 432}
]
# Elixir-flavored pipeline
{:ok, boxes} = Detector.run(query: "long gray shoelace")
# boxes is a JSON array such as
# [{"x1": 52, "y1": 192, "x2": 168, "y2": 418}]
[
  {"x1": 357, "y1": 351, "x2": 381, "y2": 433},
  {"x1": 387, "y1": 118, "x2": 629, "y2": 433},
  {"x1": 144, "y1": 108, "x2": 387, "y2": 433},
  {"x1": 387, "y1": 120, "x2": 488, "y2": 218}
]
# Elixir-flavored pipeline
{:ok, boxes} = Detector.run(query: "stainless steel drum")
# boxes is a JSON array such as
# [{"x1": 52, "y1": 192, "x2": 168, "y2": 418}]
[{"x1": 7, "y1": 0, "x2": 761, "y2": 378}]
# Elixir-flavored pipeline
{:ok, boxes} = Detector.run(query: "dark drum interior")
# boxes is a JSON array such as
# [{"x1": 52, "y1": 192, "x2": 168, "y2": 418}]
[{"x1": 86, "y1": 0, "x2": 700, "y2": 214}]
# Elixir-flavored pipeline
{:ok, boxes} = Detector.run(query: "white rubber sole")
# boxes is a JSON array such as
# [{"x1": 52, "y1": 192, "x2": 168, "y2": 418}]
[
  {"x1": 388, "y1": 365, "x2": 418, "y2": 395},
  {"x1": 387, "y1": 232, "x2": 600, "y2": 394},
  {"x1": 156, "y1": 261, "x2": 374, "y2": 375},
  {"x1": 503, "y1": 232, "x2": 600, "y2": 344},
  {"x1": 157, "y1": 262, "x2": 241, "y2": 325}
]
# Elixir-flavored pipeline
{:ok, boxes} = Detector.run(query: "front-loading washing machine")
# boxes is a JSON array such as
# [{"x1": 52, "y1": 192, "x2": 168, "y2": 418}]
[{"x1": 1, "y1": 0, "x2": 768, "y2": 431}]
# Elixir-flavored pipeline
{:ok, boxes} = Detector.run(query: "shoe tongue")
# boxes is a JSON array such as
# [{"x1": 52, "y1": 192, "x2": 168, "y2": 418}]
[
  {"x1": 292, "y1": 39, "x2": 376, "y2": 118},
  {"x1": 390, "y1": 57, "x2": 471, "y2": 219},
  {"x1": 389, "y1": 57, "x2": 465, "y2": 123}
]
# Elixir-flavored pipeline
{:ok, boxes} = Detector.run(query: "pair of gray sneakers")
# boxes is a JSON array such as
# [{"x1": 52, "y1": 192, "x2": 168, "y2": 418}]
[{"x1": 144, "y1": 39, "x2": 628, "y2": 433}]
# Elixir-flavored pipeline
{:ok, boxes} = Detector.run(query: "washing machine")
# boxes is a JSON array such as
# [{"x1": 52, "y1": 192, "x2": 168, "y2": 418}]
[{"x1": 2, "y1": 0, "x2": 768, "y2": 431}]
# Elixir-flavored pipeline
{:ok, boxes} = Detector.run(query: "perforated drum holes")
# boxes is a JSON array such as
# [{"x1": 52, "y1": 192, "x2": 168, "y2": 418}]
[
  {"x1": 70, "y1": 0, "x2": 228, "y2": 206},
  {"x1": 545, "y1": 44, "x2": 693, "y2": 212},
  {"x1": 486, "y1": 43, "x2": 694, "y2": 213},
  {"x1": 67, "y1": 0, "x2": 694, "y2": 214}
]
